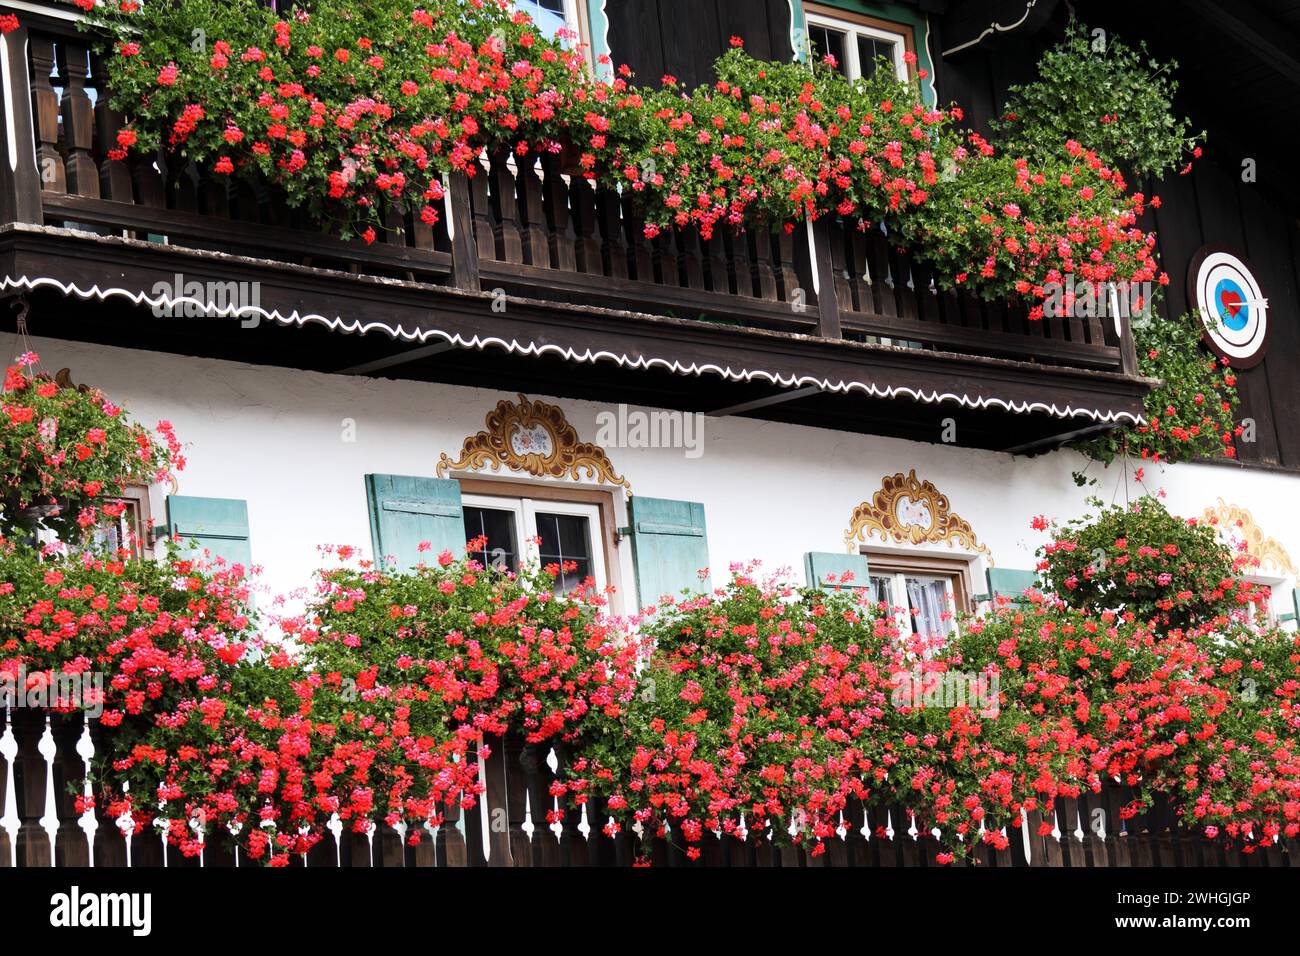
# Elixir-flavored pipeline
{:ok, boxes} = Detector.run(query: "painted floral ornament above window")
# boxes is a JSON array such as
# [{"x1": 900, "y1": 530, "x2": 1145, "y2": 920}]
[
  {"x1": 844, "y1": 469, "x2": 989, "y2": 556},
  {"x1": 437, "y1": 394, "x2": 631, "y2": 492},
  {"x1": 1200, "y1": 499, "x2": 1295, "y2": 576}
]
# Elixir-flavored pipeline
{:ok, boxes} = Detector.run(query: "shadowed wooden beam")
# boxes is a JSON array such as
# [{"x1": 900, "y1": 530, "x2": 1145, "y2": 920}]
[{"x1": 1182, "y1": 0, "x2": 1300, "y2": 88}]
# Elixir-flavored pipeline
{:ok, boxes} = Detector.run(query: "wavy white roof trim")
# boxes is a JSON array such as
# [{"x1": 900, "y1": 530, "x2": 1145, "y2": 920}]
[{"x1": 1, "y1": 272, "x2": 1143, "y2": 425}]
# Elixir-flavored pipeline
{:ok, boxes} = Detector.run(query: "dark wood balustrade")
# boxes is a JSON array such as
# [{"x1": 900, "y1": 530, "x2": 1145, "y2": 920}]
[
  {"x1": 0, "y1": 19, "x2": 1139, "y2": 378},
  {"x1": 0, "y1": 707, "x2": 1285, "y2": 869}
]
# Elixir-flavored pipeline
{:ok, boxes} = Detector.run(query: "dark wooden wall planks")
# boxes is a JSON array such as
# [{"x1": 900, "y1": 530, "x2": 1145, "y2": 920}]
[
  {"x1": 928, "y1": 6, "x2": 1300, "y2": 470},
  {"x1": 605, "y1": 0, "x2": 793, "y2": 89}
]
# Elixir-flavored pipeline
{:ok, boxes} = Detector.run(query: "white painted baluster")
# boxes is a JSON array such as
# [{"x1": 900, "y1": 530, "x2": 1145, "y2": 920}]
[
  {"x1": 1051, "y1": 810, "x2": 1062, "y2": 842},
  {"x1": 546, "y1": 748, "x2": 563, "y2": 843},
  {"x1": 861, "y1": 808, "x2": 871, "y2": 842},
  {"x1": 907, "y1": 813, "x2": 918, "y2": 841},
  {"x1": 578, "y1": 803, "x2": 591, "y2": 842},
  {"x1": 631, "y1": 818, "x2": 645, "y2": 842},
  {"x1": 37, "y1": 716, "x2": 58, "y2": 865},
  {"x1": 1074, "y1": 809, "x2": 1085, "y2": 843},
  {"x1": 0, "y1": 708, "x2": 20, "y2": 868},
  {"x1": 259, "y1": 804, "x2": 276, "y2": 866},
  {"x1": 190, "y1": 811, "x2": 206, "y2": 868},
  {"x1": 477, "y1": 747, "x2": 491, "y2": 863},
  {"x1": 1020, "y1": 808, "x2": 1032, "y2": 865},
  {"x1": 155, "y1": 815, "x2": 170, "y2": 868},
  {"x1": 299, "y1": 824, "x2": 311, "y2": 867},
  {"x1": 521, "y1": 789, "x2": 535, "y2": 843},
  {"x1": 837, "y1": 811, "x2": 847, "y2": 842},
  {"x1": 364, "y1": 819, "x2": 376, "y2": 867},
  {"x1": 451, "y1": 753, "x2": 467, "y2": 846},
  {"x1": 75, "y1": 721, "x2": 96, "y2": 866},
  {"x1": 228, "y1": 819, "x2": 243, "y2": 867},
  {"x1": 327, "y1": 813, "x2": 342, "y2": 867},
  {"x1": 931, "y1": 825, "x2": 941, "y2": 841},
  {"x1": 737, "y1": 813, "x2": 748, "y2": 842},
  {"x1": 885, "y1": 810, "x2": 894, "y2": 841},
  {"x1": 116, "y1": 782, "x2": 134, "y2": 868}
]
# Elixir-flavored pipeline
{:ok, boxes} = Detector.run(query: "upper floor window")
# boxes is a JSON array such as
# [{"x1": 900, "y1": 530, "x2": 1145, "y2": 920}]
[{"x1": 804, "y1": 3, "x2": 914, "y2": 82}]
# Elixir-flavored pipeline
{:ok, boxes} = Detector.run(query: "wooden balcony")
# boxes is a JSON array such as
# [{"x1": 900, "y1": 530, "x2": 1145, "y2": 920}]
[
  {"x1": 0, "y1": 708, "x2": 1281, "y2": 868},
  {"x1": 0, "y1": 13, "x2": 1150, "y2": 452}
]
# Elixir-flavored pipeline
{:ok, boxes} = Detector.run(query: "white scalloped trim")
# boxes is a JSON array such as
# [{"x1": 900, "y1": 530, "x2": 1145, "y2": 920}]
[{"x1": 0, "y1": 272, "x2": 1143, "y2": 425}]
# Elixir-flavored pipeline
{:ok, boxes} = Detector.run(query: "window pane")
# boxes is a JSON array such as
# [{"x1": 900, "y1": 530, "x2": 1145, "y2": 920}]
[
  {"x1": 809, "y1": 25, "x2": 849, "y2": 74},
  {"x1": 905, "y1": 577, "x2": 952, "y2": 639},
  {"x1": 463, "y1": 506, "x2": 519, "y2": 573},
  {"x1": 93, "y1": 501, "x2": 141, "y2": 558},
  {"x1": 535, "y1": 512, "x2": 593, "y2": 593},
  {"x1": 869, "y1": 574, "x2": 893, "y2": 607},
  {"x1": 512, "y1": 0, "x2": 570, "y2": 43},
  {"x1": 857, "y1": 36, "x2": 898, "y2": 80}
]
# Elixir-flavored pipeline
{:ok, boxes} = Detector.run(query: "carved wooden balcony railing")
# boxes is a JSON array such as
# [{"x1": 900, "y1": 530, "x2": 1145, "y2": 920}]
[
  {"x1": 0, "y1": 707, "x2": 1285, "y2": 869},
  {"x1": 0, "y1": 17, "x2": 1139, "y2": 377}
]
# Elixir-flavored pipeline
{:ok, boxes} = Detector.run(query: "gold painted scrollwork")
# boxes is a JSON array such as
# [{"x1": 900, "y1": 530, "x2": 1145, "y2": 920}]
[
  {"x1": 844, "y1": 469, "x2": 989, "y2": 555},
  {"x1": 437, "y1": 394, "x2": 631, "y2": 492},
  {"x1": 1201, "y1": 499, "x2": 1295, "y2": 575}
]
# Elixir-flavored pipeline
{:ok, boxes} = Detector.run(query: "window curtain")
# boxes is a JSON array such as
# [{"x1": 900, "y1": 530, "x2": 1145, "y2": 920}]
[{"x1": 906, "y1": 578, "x2": 951, "y2": 639}]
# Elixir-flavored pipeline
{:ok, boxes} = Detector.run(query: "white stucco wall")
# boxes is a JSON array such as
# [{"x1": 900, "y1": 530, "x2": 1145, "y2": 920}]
[{"x1": 6, "y1": 331, "x2": 1298, "y2": 621}]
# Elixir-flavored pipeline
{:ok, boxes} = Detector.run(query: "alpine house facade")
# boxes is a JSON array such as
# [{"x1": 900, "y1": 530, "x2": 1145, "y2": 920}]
[{"x1": 1, "y1": 0, "x2": 1298, "y2": 637}]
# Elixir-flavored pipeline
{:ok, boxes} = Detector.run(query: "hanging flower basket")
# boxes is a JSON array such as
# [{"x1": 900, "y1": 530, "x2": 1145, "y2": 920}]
[{"x1": 0, "y1": 354, "x2": 184, "y2": 541}]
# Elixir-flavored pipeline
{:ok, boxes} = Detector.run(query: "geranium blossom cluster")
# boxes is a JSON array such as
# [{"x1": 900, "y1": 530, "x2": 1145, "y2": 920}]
[
  {"x1": 85, "y1": 0, "x2": 1178, "y2": 308},
  {"x1": 2, "y1": 495, "x2": 1297, "y2": 864},
  {"x1": 278, "y1": 539, "x2": 640, "y2": 839},
  {"x1": 0, "y1": 532, "x2": 637, "y2": 863},
  {"x1": 85, "y1": 0, "x2": 590, "y2": 245},
  {"x1": 1, "y1": 353, "x2": 184, "y2": 541},
  {"x1": 557, "y1": 546, "x2": 1299, "y2": 862}
]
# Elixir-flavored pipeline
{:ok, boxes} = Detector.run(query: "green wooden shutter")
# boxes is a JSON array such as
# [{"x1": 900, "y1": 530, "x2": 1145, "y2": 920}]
[
  {"x1": 628, "y1": 497, "x2": 710, "y2": 609},
  {"x1": 975, "y1": 567, "x2": 1040, "y2": 602},
  {"x1": 365, "y1": 474, "x2": 464, "y2": 571},
  {"x1": 1280, "y1": 587, "x2": 1300, "y2": 623},
  {"x1": 803, "y1": 552, "x2": 871, "y2": 589},
  {"x1": 166, "y1": 495, "x2": 252, "y2": 568}
]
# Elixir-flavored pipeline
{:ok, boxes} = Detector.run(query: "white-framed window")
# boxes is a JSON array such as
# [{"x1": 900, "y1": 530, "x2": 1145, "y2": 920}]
[
  {"x1": 870, "y1": 570, "x2": 957, "y2": 641},
  {"x1": 804, "y1": 3, "x2": 912, "y2": 82},
  {"x1": 92, "y1": 484, "x2": 154, "y2": 560},
  {"x1": 512, "y1": 0, "x2": 586, "y2": 48},
  {"x1": 462, "y1": 492, "x2": 607, "y2": 595},
  {"x1": 863, "y1": 552, "x2": 972, "y2": 645},
  {"x1": 1240, "y1": 576, "x2": 1279, "y2": 623}
]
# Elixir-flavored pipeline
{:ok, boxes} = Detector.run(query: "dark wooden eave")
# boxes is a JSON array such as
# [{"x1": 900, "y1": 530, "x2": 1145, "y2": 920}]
[{"x1": 0, "y1": 224, "x2": 1151, "y2": 454}]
